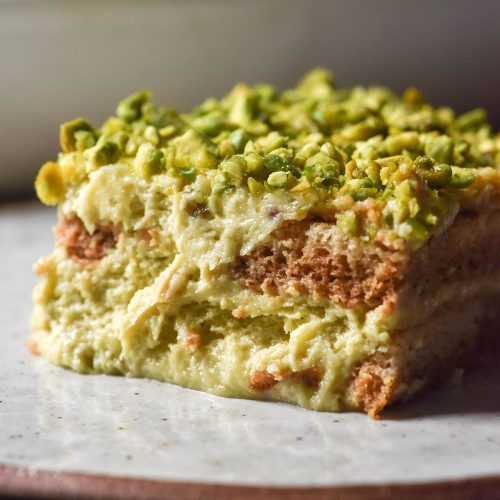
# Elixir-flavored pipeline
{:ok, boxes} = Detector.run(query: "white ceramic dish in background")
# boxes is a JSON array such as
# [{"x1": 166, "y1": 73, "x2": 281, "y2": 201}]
[
  {"x1": 1, "y1": 202, "x2": 500, "y2": 493},
  {"x1": 1, "y1": 0, "x2": 500, "y2": 197}
]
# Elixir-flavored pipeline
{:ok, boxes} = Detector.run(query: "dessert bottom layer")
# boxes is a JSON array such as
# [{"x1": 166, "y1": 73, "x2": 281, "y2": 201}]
[
  {"x1": 32, "y1": 225, "x2": 499, "y2": 415},
  {"x1": 31, "y1": 229, "x2": 389, "y2": 413}
]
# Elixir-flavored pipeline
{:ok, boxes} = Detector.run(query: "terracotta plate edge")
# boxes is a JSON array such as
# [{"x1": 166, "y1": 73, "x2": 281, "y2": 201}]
[{"x1": 1, "y1": 464, "x2": 500, "y2": 500}]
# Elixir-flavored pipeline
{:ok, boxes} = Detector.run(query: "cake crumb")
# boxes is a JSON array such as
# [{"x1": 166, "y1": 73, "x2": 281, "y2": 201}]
[
  {"x1": 232, "y1": 306, "x2": 249, "y2": 319},
  {"x1": 250, "y1": 370, "x2": 278, "y2": 391},
  {"x1": 26, "y1": 338, "x2": 39, "y2": 356},
  {"x1": 181, "y1": 331, "x2": 202, "y2": 353}
]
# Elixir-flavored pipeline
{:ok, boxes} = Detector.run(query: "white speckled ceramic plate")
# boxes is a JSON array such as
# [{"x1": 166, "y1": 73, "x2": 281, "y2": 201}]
[{"x1": 1, "y1": 202, "x2": 500, "y2": 498}]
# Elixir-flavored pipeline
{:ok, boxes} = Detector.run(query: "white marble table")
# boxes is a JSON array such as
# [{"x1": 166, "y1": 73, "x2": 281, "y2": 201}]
[{"x1": 1, "y1": 202, "x2": 499, "y2": 495}]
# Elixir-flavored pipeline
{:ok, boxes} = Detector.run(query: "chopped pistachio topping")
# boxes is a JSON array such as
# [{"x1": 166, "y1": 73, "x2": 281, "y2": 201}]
[
  {"x1": 337, "y1": 210, "x2": 360, "y2": 236},
  {"x1": 414, "y1": 156, "x2": 452, "y2": 189},
  {"x1": 35, "y1": 161, "x2": 66, "y2": 205},
  {"x1": 37, "y1": 69, "x2": 500, "y2": 246},
  {"x1": 60, "y1": 118, "x2": 95, "y2": 153},
  {"x1": 74, "y1": 130, "x2": 97, "y2": 152},
  {"x1": 86, "y1": 140, "x2": 121, "y2": 170},
  {"x1": 116, "y1": 90, "x2": 152, "y2": 123},
  {"x1": 267, "y1": 170, "x2": 295, "y2": 189},
  {"x1": 135, "y1": 143, "x2": 165, "y2": 179}
]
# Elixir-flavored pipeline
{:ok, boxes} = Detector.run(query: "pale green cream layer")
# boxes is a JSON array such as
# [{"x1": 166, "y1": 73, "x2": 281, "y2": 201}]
[{"x1": 33, "y1": 163, "x2": 392, "y2": 411}]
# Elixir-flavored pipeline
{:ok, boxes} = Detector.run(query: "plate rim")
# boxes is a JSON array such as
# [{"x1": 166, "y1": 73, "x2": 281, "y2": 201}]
[{"x1": 1, "y1": 464, "x2": 500, "y2": 500}]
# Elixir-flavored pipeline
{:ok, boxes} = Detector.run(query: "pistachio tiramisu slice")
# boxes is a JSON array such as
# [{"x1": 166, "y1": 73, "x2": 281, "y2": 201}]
[{"x1": 32, "y1": 69, "x2": 500, "y2": 416}]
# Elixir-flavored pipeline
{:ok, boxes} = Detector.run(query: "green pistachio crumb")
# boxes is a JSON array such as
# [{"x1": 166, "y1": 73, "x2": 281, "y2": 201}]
[
  {"x1": 266, "y1": 171, "x2": 290, "y2": 188},
  {"x1": 349, "y1": 187, "x2": 379, "y2": 201},
  {"x1": 134, "y1": 143, "x2": 165, "y2": 179},
  {"x1": 194, "y1": 149, "x2": 218, "y2": 170},
  {"x1": 403, "y1": 87, "x2": 425, "y2": 106},
  {"x1": 454, "y1": 108, "x2": 487, "y2": 131},
  {"x1": 385, "y1": 132, "x2": 419, "y2": 155},
  {"x1": 117, "y1": 90, "x2": 152, "y2": 122},
  {"x1": 60, "y1": 118, "x2": 95, "y2": 153},
  {"x1": 144, "y1": 126, "x2": 160, "y2": 146},
  {"x1": 228, "y1": 129, "x2": 249, "y2": 154},
  {"x1": 424, "y1": 135, "x2": 454, "y2": 164},
  {"x1": 245, "y1": 152, "x2": 265, "y2": 177},
  {"x1": 415, "y1": 156, "x2": 452, "y2": 189},
  {"x1": 74, "y1": 130, "x2": 97, "y2": 152},
  {"x1": 159, "y1": 125, "x2": 177, "y2": 138},
  {"x1": 211, "y1": 172, "x2": 233, "y2": 194},
  {"x1": 341, "y1": 117, "x2": 384, "y2": 142},
  {"x1": 365, "y1": 161, "x2": 381, "y2": 186},
  {"x1": 260, "y1": 132, "x2": 288, "y2": 154},
  {"x1": 425, "y1": 213, "x2": 438, "y2": 225},
  {"x1": 304, "y1": 160, "x2": 340, "y2": 188},
  {"x1": 34, "y1": 161, "x2": 66, "y2": 205},
  {"x1": 264, "y1": 154, "x2": 301, "y2": 178},
  {"x1": 88, "y1": 141, "x2": 121, "y2": 170},
  {"x1": 177, "y1": 166, "x2": 198, "y2": 182},
  {"x1": 247, "y1": 177, "x2": 265, "y2": 196},
  {"x1": 406, "y1": 219, "x2": 430, "y2": 241},
  {"x1": 219, "y1": 157, "x2": 246, "y2": 185},
  {"x1": 449, "y1": 166, "x2": 476, "y2": 188},
  {"x1": 337, "y1": 211, "x2": 360, "y2": 235},
  {"x1": 192, "y1": 112, "x2": 225, "y2": 137}
]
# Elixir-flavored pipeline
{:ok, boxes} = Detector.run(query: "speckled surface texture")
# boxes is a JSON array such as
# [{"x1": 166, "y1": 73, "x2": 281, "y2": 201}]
[{"x1": 1, "y1": 201, "x2": 500, "y2": 487}]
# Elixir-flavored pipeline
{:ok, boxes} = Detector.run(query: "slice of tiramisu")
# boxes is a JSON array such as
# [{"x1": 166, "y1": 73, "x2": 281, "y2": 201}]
[{"x1": 32, "y1": 69, "x2": 500, "y2": 416}]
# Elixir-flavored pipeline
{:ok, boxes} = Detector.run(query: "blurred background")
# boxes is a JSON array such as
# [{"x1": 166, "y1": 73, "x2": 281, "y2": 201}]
[{"x1": 1, "y1": 0, "x2": 499, "y2": 199}]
